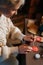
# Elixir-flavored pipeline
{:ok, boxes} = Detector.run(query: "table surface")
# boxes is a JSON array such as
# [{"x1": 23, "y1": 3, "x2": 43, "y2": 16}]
[{"x1": 26, "y1": 42, "x2": 43, "y2": 65}]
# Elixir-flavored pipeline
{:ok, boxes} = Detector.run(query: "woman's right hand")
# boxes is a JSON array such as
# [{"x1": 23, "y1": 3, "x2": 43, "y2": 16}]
[{"x1": 18, "y1": 44, "x2": 32, "y2": 54}]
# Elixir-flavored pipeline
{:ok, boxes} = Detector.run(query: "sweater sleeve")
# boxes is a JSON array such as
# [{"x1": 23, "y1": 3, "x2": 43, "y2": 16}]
[{"x1": 8, "y1": 18, "x2": 25, "y2": 41}]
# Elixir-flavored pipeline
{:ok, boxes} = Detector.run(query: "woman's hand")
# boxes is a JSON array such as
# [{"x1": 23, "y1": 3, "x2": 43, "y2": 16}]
[
  {"x1": 18, "y1": 44, "x2": 32, "y2": 54},
  {"x1": 23, "y1": 35, "x2": 34, "y2": 42}
]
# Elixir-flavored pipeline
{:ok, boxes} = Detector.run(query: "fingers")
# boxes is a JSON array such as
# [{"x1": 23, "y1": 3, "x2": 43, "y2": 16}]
[
  {"x1": 34, "y1": 35, "x2": 43, "y2": 42},
  {"x1": 26, "y1": 38, "x2": 33, "y2": 42},
  {"x1": 18, "y1": 45, "x2": 32, "y2": 54},
  {"x1": 23, "y1": 46, "x2": 32, "y2": 54},
  {"x1": 25, "y1": 46, "x2": 32, "y2": 52},
  {"x1": 24, "y1": 35, "x2": 34, "y2": 42}
]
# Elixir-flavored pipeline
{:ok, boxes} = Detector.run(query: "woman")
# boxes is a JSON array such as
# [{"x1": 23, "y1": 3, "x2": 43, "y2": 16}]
[{"x1": 0, "y1": 0, "x2": 33, "y2": 65}]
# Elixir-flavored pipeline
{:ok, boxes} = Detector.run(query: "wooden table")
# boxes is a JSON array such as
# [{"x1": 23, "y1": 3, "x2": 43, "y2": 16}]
[{"x1": 26, "y1": 42, "x2": 43, "y2": 65}]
